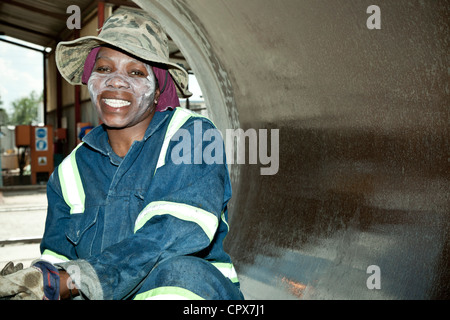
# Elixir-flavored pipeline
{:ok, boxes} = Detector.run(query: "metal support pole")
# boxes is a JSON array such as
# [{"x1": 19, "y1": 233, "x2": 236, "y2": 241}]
[
  {"x1": 98, "y1": 1, "x2": 105, "y2": 34},
  {"x1": 73, "y1": 29, "x2": 81, "y2": 147}
]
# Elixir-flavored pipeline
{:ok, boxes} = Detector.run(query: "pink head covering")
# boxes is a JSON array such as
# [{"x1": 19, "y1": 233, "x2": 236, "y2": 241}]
[{"x1": 81, "y1": 47, "x2": 180, "y2": 112}]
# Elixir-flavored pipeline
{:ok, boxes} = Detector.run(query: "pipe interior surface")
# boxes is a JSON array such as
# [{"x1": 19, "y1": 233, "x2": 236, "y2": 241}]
[{"x1": 135, "y1": 0, "x2": 449, "y2": 299}]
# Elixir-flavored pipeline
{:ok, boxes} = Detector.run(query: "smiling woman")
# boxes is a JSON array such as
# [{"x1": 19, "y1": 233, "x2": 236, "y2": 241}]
[{"x1": 0, "y1": 7, "x2": 243, "y2": 301}]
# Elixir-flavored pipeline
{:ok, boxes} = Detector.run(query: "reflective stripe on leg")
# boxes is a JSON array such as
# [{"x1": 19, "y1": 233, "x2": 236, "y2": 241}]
[{"x1": 133, "y1": 286, "x2": 204, "y2": 300}]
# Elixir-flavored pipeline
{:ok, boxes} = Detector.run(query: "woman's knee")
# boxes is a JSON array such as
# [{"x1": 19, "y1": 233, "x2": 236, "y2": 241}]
[{"x1": 133, "y1": 256, "x2": 243, "y2": 300}]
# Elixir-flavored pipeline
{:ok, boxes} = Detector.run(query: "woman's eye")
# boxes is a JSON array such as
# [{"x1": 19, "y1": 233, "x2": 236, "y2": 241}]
[
  {"x1": 96, "y1": 66, "x2": 111, "y2": 72},
  {"x1": 130, "y1": 70, "x2": 145, "y2": 76}
]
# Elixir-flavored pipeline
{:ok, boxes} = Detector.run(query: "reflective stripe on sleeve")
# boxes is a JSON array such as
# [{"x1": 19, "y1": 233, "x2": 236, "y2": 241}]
[
  {"x1": 40, "y1": 249, "x2": 70, "y2": 264},
  {"x1": 58, "y1": 143, "x2": 85, "y2": 214},
  {"x1": 134, "y1": 201, "x2": 219, "y2": 242}
]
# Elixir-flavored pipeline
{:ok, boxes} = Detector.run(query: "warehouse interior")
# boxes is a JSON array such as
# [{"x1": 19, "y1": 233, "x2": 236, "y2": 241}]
[{"x1": 0, "y1": 0, "x2": 448, "y2": 299}]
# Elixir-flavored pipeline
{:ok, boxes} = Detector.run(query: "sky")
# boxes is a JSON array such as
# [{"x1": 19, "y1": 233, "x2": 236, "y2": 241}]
[{"x1": 0, "y1": 36, "x2": 45, "y2": 116}]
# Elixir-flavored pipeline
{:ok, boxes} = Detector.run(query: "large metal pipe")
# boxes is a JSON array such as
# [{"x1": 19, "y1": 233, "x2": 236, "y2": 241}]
[{"x1": 135, "y1": 0, "x2": 449, "y2": 299}]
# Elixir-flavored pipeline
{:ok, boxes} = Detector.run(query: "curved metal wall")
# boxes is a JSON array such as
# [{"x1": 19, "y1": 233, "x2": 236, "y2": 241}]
[{"x1": 136, "y1": 0, "x2": 449, "y2": 299}]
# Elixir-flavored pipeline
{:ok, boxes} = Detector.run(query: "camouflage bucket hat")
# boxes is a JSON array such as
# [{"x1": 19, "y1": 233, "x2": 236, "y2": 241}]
[{"x1": 55, "y1": 7, "x2": 192, "y2": 98}]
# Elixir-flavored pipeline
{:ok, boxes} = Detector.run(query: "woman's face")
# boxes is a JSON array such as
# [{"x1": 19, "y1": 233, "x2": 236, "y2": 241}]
[{"x1": 87, "y1": 47, "x2": 159, "y2": 129}]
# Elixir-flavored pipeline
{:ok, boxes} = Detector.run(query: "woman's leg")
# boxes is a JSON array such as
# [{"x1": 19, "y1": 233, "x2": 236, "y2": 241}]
[{"x1": 133, "y1": 256, "x2": 244, "y2": 300}]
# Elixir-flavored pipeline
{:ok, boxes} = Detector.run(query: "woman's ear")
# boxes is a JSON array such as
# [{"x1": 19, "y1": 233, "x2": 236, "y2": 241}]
[{"x1": 154, "y1": 87, "x2": 161, "y2": 106}]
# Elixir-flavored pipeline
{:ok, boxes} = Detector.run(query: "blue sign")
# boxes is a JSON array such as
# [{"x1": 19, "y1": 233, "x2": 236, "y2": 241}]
[
  {"x1": 36, "y1": 128, "x2": 47, "y2": 139},
  {"x1": 35, "y1": 127, "x2": 48, "y2": 151},
  {"x1": 36, "y1": 140, "x2": 47, "y2": 151}
]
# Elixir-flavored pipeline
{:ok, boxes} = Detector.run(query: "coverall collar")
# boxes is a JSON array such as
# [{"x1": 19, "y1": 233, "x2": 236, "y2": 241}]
[{"x1": 82, "y1": 109, "x2": 171, "y2": 164}]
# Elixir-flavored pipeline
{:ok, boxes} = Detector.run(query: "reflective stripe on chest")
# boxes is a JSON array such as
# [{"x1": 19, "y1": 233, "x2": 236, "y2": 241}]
[{"x1": 58, "y1": 142, "x2": 86, "y2": 214}]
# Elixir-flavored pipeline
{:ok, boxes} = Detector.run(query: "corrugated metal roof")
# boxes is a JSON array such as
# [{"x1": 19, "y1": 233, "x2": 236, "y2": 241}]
[
  {"x1": 0, "y1": 0, "x2": 190, "y2": 70},
  {"x1": 0, "y1": 0, "x2": 98, "y2": 47}
]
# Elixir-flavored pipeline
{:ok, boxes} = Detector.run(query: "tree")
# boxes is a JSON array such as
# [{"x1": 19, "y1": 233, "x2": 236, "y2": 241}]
[
  {"x1": 0, "y1": 94, "x2": 8, "y2": 125},
  {"x1": 0, "y1": 108, "x2": 9, "y2": 125},
  {"x1": 9, "y1": 91, "x2": 41, "y2": 125}
]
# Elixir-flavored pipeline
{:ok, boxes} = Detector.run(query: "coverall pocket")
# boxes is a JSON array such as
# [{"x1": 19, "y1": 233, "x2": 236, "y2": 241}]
[{"x1": 65, "y1": 206, "x2": 100, "y2": 246}]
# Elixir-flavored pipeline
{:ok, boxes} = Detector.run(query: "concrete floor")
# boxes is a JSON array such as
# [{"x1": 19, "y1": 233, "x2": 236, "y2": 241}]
[{"x1": 0, "y1": 186, "x2": 47, "y2": 269}]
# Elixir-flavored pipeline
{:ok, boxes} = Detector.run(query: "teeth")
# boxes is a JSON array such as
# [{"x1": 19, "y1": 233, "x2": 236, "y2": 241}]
[{"x1": 103, "y1": 99, "x2": 131, "y2": 108}]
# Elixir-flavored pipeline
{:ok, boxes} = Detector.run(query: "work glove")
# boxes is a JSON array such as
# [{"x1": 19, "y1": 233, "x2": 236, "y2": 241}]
[
  {"x1": 0, "y1": 266, "x2": 45, "y2": 300},
  {"x1": 0, "y1": 261, "x2": 60, "y2": 300},
  {"x1": 0, "y1": 261, "x2": 24, "y2": 276}
]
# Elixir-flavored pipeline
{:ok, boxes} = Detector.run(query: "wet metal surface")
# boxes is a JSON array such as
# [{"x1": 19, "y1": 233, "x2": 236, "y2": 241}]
[
  {"x1": 228, "y1": 122, "x2": 448, "y2": 299},
  {"x1": 139, "y1": 0, "x2": 449, "y2": 299}
]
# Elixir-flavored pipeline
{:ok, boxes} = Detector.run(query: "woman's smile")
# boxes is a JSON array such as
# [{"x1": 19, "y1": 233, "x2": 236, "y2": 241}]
[{"x1": 102, "y1": 98, "x2": 131, "y2": 108}]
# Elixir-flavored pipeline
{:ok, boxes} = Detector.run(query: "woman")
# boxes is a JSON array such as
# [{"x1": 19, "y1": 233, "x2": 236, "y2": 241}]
[{"x1": 0, "y1": 7, "x2": 242, "y2": 300}]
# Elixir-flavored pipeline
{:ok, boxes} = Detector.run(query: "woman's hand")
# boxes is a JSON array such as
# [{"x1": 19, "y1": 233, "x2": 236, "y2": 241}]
[{"x1": 59, "y1": 270, "x2": 80, "y2": 300}]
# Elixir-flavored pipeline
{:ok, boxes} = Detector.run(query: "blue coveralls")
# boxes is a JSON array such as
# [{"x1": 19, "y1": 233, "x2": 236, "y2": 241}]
[{"x1": 39, "y1": 108, "x2": 243, "y2": 300}]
